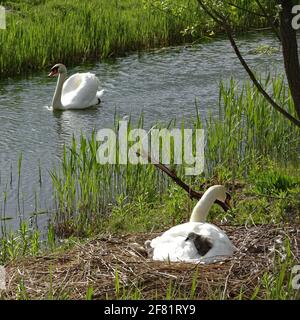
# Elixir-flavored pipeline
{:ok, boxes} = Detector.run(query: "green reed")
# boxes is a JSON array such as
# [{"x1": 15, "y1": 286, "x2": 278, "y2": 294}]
[
  {"x1": 0, "y1": 0, "x2": 272, "y2": 77},
  {"x1": 1, "y1": 74, "x2": 298, "y2": 262},
  {"x1": 50, "y1": 115, "x2": 179, "y2": 235},
  {"x1": 50, "y1": 74, "x2": 300, "y2": 236},
  {"x1": 205, "y1": 76, "x2": 300, "y2": 178}
]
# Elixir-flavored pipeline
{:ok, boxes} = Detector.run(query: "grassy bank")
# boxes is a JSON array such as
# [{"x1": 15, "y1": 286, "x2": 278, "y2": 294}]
[
  {"x1": 49, "y1": 75, "x2": 300, "y2": 237},
  {"x1": 0, "y1": 0, "x2": 274, "y2": 76},
  {"x1": 1, "y1": 74, "x2": 300, "y2": 246},
  {"x1": 1, "y1": 74, "x2": 300, "y2": 299}
]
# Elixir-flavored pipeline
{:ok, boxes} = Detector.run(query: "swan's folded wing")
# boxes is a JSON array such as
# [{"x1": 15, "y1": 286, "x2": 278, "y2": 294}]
[
  {"x1": 151, "y1": 234, "x2": 200, "y2": 262},
  {"x1": 62, "y1": 73, "x2": 100, "y2": 109},
  {"x1": 62, "y1": 73, "x2": 82, "y2": 95},
  {"x1": 150, "y1": 222, "x2": 234, "y2": 263}
]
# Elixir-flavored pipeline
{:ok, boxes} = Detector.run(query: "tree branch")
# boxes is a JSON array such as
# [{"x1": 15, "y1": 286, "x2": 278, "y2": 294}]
[
  {"x1": 196, "y1": 0, "x2": 224, "y2": 24},
  {"x1": 136, "y1": 150, "x2": 230, "y2": 212},
  {"x1": 279, "y1": 0, "x2": 300, "y2": 119},
  {"x1": 225, "y1": 29, "x2": 300, "y2": 127},
  {"x1": 197, "y1": 0, "x2": 300, "y2": 128},
  {"x1": 225, "y1": 1, "x2": 267, "y2": 18},
  {"x1": 254, "y1": 0, "x2": 281, "y2": 41}
]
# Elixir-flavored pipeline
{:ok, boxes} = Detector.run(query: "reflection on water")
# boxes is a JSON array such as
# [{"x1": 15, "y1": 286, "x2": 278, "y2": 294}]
[{"x1": 0, "y1": 33, "x2": 283, "y2": 229}]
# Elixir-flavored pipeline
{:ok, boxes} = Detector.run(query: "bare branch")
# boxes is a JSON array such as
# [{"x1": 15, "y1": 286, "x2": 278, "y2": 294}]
[
  {"x1": 197, "y1": 0, "x2": 300, "y2": 128},
  {"x1": 225, "y1": 1, "x2": 267, "y2": 18},
  {"x1": 279, "y1": 0, "x2": 300, "y2": 119},
  {"x1": 225, "y1": 30, "x2": 300, "y2": 127},
  {"x1": 136, "y1": 150, "x2": 230, "y2": 212},
  {"x1": 254, "y1": 0, "x2": 281, "y2": 41},
  {"x1": 196, "y1": 0, "x2": 224, "y2": 24}
]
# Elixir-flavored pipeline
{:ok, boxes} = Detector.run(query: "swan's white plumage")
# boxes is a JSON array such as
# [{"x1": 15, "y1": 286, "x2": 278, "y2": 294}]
[
  {"x1": 61, "y1": 72, "x2": 102, "y2": 110},
  {"x1": 150, "y1": 222, "x2": 235, "y2": 263},
  {"x1": 147, "y1": 185, "x2": 236, "y2": 263},
  {"x1": 49, "y1": 64, "x2": 104, "y2": 110}
]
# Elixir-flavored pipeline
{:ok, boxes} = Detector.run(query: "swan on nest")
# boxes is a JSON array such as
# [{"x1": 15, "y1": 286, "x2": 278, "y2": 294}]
[{"x1": 145, "y1": 185, "x2": 236, "y2": 264}]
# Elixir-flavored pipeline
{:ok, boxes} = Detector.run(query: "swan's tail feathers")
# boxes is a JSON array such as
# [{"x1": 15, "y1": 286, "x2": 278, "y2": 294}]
[
  {"x1": 95, "y1": 89, "x2": 105, "y2": 105},
  {"x1": 96, "y1": 89, "x2": 105, "y2": 99}
]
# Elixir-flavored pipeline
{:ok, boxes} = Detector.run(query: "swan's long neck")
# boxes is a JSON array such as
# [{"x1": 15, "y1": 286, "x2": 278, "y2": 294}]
[
  {"x1": 52, "y1": 73, "x2": 66, "y2": 110},
  {"x1": 189, "y1": 186, "x2": 224, "y2": 222}
]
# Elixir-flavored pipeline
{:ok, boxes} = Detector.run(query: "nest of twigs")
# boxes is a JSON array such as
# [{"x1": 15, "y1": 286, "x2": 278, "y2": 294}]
[{"x1": 2, "y1": 224, "x2": 300, "y2": 300}]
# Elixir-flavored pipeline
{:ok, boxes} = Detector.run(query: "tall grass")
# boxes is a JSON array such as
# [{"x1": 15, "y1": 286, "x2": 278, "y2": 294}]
[
  {"x1": 0, "y1": 0, "x2": 273, "y2": 76},
  {"x1": 0, "y1": 73, "x2": 299, "y2": 299},
  {"x1": 205, "y1": 76, "x2": 300, "y2": 177},
  {"x1": 50, "y1": 116, "x2": 174, "y2": 236},
  {"x1": 249, "y1": 239, "x2": 300, "y2": 300},
  {"x1": 0, "y1": 222, "x2": 40, "y2": 264},
  {"x1": 49, "y1": 75, "x2": 300, "y2": 235}
]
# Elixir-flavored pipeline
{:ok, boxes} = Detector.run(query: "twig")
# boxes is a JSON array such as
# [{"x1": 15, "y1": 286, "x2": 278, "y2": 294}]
[
  {"x1": 222, "y1": 263, "x2": 234, "y2": 300},
  {"x1": 197, "y1": 0, "x2": 300, "y2": 129},
  {"x1": 225, "y1": 1, "x2": 267, "y2": 18},
  {"x1": 254, "y1": 0, "x2": 281, "y2": 41},
  {"x1": 136, "y1": 149, "x2": 230, "y2": 212}
]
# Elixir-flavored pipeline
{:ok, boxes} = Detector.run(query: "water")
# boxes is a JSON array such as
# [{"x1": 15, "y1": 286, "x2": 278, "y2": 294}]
[{"x1": 0, "y1": 33, "x2": 283, "y2": 230}]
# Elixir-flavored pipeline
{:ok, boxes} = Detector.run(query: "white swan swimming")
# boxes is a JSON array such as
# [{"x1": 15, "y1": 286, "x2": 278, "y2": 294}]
[
  {"x1": 48, "y1": 63, "x2": 104, "y2": 110},
  {"x1": 146, "y1": 185, "x2": 236, "y2": 263}
]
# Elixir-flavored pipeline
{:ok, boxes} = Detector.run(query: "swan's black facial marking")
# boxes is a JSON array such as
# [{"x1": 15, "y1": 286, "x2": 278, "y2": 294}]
[
  {"x1": 48, "y1": 66, "x2": 59, "y2": 77},
  {"x1": 185, "y1": 232, "x2": 213, "y2": 257}
]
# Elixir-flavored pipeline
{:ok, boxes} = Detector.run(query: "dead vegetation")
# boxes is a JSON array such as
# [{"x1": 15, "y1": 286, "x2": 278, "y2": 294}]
[{"x1": 2, "y1": 224, "x2": 300, "y2": 300}]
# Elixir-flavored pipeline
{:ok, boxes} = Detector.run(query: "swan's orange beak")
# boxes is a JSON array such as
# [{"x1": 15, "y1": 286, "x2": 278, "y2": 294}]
[{"x1": 48, "y1": 70, "x2": 58, "y2": 77}]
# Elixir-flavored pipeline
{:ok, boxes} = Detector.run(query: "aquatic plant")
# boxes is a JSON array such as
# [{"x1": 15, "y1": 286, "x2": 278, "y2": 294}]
[{"x1": 48, "y1": 75, "x2": 300, "y2": 235}]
